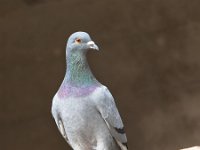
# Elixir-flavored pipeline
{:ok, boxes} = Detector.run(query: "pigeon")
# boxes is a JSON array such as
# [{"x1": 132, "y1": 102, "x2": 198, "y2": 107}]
[{"x1": 51, "y1": 31, "x2": 128, "y2": 150}]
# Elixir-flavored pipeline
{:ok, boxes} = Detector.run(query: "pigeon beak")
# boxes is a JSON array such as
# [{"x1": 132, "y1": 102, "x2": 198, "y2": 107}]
[{"x1": 87, "y1": 41, "x2": 99, "y2": 51}]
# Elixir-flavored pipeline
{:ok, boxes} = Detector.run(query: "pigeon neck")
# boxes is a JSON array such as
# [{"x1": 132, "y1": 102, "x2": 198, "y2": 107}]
[{"x1": 65, "y1": 52, "x2": 98, "y2": 87}]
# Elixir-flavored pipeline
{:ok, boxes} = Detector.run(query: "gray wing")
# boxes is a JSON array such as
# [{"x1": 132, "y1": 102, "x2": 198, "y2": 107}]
[
  {"x1": 51, "y1": 96, "x2": 71, "y2": 146},
  {"x1": 96, "y1": 86, "x2": 128, "y2": 150}
]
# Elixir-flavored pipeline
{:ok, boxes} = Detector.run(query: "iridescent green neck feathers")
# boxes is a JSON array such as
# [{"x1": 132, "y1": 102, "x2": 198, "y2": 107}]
[{"x1": 65, "y1": 52, "x2": 98, "y2": 87}]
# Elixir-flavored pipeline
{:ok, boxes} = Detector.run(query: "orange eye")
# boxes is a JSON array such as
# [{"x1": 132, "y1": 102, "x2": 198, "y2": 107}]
[{"x1": 75, "y1": 38, "x2": 81, "y2": 43}]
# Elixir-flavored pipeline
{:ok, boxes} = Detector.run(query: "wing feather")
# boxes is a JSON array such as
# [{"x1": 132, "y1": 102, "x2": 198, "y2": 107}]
[{"x1": 95, "y1": 86, "x2": 128, "y2": 150}]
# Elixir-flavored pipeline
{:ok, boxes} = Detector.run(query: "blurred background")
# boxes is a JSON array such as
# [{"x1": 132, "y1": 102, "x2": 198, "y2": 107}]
[{"x1": 1, "y1": 0, "x2": 200, "y2": 150}]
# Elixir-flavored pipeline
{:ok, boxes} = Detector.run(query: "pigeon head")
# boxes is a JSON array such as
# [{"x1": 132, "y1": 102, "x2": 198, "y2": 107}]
[
  {"x1": 66, "y1": 32, "x2": 99, "y2": 55},
  {"x1": 63, "y1": 31, "x2": 100, "y2": 88}
]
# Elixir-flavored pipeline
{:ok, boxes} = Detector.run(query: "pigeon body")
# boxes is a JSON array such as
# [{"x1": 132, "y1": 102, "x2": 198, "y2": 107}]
[{"x1": 51, "y1": 32, "x2": 128, "y2": 150}]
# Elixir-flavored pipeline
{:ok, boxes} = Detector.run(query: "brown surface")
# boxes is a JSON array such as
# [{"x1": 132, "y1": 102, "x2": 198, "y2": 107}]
[{"x1": 1, "y1": 0, "x2": 200, "y2": 150}]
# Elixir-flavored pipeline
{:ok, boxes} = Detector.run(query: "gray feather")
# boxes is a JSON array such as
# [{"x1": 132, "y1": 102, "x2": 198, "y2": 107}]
[{"x1": 95, "y1": 86, "x2": 128, "y2": 150}]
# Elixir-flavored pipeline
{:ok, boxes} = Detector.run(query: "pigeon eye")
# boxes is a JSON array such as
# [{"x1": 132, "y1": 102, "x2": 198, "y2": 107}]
[{"x1": 75, "y1": 38, "x2": 82, "y2": 43}]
